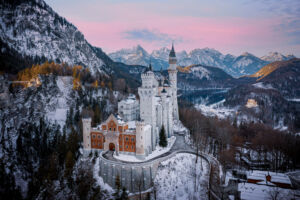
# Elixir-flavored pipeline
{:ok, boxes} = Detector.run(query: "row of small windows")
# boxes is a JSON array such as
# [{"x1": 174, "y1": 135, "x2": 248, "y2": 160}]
[
  {"x1": 124, "y1": 137, "x2": 135, "y2": 142},
  {"x1": 93, "y1": 134, "x2": 135, "y2": 142},
  {"x1": 92, "y1": 142, "x2": 102, "y2": 147},
  {"x1": 120, "y1": 145, "x2": 134, "y2": 149},
  {"x1": 92, "y1": 134, "x2": 102, "y2": 139},
  {"x1": 140, "y1": 90, "x2": 152, "y2": 94}
]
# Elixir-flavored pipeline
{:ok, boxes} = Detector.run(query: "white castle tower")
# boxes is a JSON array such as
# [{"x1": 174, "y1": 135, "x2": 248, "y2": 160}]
[
  {"x1": 135, "y1": 121, "x2": 151, "y2": 159},
  {"x1": 168, "y1": 44, "x2": 179, "y2": 120},
  {"x1": 138, "y1": 63, "x2": 158, "y2": 151},
  {"x1": 82, "y1": 118, "x2": 92, "y2": 150}
]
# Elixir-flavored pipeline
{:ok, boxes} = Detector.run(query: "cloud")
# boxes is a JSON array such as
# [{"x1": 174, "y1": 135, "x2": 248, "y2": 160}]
[{"x1": 122, "y1": 29, "x2": 183, "y2": 45}]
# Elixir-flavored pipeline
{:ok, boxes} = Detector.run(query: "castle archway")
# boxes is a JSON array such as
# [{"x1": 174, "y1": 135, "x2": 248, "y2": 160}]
[{"x1": 109, "y1": 143, "x2": 115, "y2": 151}]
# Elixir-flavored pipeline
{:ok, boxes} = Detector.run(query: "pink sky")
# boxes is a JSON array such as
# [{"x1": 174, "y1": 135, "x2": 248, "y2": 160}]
[{"x1": 46, "y1": 0, "x2": 300, "y2": 56}]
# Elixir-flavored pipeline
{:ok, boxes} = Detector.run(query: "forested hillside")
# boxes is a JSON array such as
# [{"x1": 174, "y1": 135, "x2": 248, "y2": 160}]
[{"x1": 0, "y1": 62, "x2": 127, "y2": 199}]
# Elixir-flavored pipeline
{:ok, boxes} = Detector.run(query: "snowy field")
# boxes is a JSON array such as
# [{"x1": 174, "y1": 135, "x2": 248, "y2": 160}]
[
  {"x1": 154, "y1": 153, "x2": 209, "y2": 200},
  {"x1": 113, "y1": 136, "x2": 176, "y2": 162},
  {"x1": 195, "y1": 100, "x2": 235, "y2": 119}
]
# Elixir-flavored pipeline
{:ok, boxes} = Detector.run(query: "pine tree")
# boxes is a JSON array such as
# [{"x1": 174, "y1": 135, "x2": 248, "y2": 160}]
[
  {"x1": 113, "y1": 175, "x2": 121, "y2": 199},
  {"x1": 120, "y1": 187, "x2": 129, "y2": 200},
  {"x1": 64, "y1": 151, "x2": 74, "y2": 178},
  {"x1": 159, "y1": 126, "x2": 167, "y2": 147}
]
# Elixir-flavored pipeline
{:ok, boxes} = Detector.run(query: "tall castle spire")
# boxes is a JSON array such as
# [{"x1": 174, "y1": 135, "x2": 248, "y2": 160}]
[
  {"x1": 168, "y1": 43, "x2": 177, "y2": 66},
  {"x1": 169, "y1": 43, "x2": 176, "y2": 57},
  {"x1": 167, "y1": 43, "x2": 179, "y2": 120}
]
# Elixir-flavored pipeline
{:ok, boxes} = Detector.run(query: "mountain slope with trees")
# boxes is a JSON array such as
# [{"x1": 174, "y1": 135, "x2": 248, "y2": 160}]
[
  {"x1": 224, "y1": 59, "x2": 300, "y2": 132},
  {"x1": 0, "y1": 0, "x2": 108, "y2": 74},
  {"x1": 0, "y1": 63, "x2": 121, "y2": 199}
]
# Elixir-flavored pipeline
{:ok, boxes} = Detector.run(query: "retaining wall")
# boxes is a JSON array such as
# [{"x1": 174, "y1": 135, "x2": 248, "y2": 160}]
[{"x1": 98, "y1": 150, "x2": 218, "y2": 193}]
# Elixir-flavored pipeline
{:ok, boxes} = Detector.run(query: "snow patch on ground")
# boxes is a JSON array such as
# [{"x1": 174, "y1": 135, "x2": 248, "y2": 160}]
[
  {"x1": 113, "y1": 136, "x2": 176, "y2": 162},
  {"x1": 46, "y1": 76, "x2": 72, "y2": 129},
  {"x1": 190, "y1": 66, "x2": 211, "y2": 80},
  {"x1": 173, "y1": 120, "x2": 189, "y2": 135},
  {"x1": 287, "y1": 98, "x2": 300, "y2": 102},
  {"x1": 154, "y1": 153, "x2": 209, "y2": 200},
  {"x1": 238, "y1": 183, "x2": 296, "y2": 200},
  {"x1": 252, "y1": 82, "x2": 274, "y2": 90},
  {"x1": 94, "y1": 157, "x2": 114, "y2": 193},
  {"x1": 274, "y1": 118, "x2": 289, "y2": 131},
  {"x1": 195, "y1": 100, "x2": 236, "y2": 119}
]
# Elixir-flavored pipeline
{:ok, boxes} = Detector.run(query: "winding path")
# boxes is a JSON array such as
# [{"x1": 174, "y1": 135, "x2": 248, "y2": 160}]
[{"x1": 98, "y1": 133, "x2": 225, "y2": 199}]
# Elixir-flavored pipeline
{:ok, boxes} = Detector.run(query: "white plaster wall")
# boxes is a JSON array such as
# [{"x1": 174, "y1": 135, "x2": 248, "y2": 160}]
[{"x1": 82, "y1": 118, "x2": 92, "y2": 150}]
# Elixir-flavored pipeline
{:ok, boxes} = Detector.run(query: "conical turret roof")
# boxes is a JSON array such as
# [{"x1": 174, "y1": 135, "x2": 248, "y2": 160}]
[{"x1": 169, "y1": 43, "x2": 176, "y2": 57}]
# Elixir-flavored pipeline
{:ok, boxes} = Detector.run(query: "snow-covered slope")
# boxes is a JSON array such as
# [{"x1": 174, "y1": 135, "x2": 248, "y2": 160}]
[
  {"x1": 0, "y1": 74, "x2": 116, "y2": 197},
  {"x1": 109, "y1": 45, "x2": 151, "y2": 67},
  {"x1": 229, "y1": 52, "x2": 268, "y2": 77},
  {"x1": 151, "y1": 47, "x2": 170, "y2": 60},
  {"x1": 261, "y1": 52, "x2": 295, "y2": 62},
  {"x1": 45, "y1": 76, "x2": 73, "y2": 129},
  {"x1": 176, "y1": 64, "x2": 235, "y2": 90},
  {"x1": 154, "y1": 153, "x2": 209, "y2": 200},
  {"x1": 0, "y1": 0, "x2": 107, "y2": 74},
  {"x1": 222, "y1": 59, "x2": 300, "y2": 131},
  {"x1": 109, "y1": 46, "x2": 296, "y2": 77}
]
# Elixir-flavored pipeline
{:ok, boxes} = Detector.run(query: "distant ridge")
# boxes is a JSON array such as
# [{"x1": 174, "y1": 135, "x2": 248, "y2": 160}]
[{"x1": 250, "y1": 58, "x2": 300, "y2": 80}]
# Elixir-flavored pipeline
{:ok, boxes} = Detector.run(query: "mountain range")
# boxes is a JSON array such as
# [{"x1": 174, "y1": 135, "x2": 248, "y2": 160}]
[{"x1": 109, "y1": 45, "x2": 296, "y2": 77}]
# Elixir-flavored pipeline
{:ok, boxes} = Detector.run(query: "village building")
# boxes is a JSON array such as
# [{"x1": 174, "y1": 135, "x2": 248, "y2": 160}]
[
  {"x1": 82, "y1": 44, "x2": 179, "y2": 159},
  {"x1": 246, "y1": 170, "x2": 293, "y2": 189}
]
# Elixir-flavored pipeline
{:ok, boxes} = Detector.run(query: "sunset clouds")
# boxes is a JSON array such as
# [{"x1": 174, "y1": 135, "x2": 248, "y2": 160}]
[{"x1": 46, "y1": 0, "x2": 300, "y2": 56}]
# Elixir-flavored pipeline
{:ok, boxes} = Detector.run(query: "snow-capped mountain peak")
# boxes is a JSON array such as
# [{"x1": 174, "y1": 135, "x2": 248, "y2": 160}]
[
  {"x1": 109, "y1": 45, "x2": 150, "y2": 66},
  {"x1": 261, "y1": 52, "x2": 295, "y2": 62},
  {"x1": 240, "y1": 52, "x2": 255, "y2": 57},
  {"x1": 151, "y1": 47, "x2": 170, "y2": 60}
]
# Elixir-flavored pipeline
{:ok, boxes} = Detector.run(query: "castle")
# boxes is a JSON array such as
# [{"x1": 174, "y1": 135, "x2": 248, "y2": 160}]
[{"x1": 82, "y1": 44, "x2": 179, "y2": 160}]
